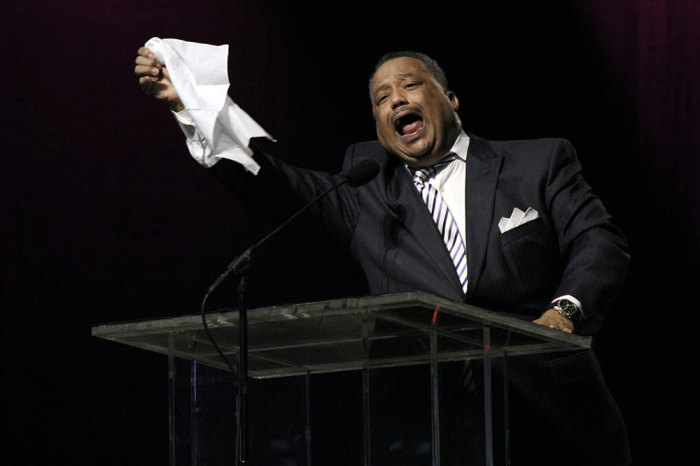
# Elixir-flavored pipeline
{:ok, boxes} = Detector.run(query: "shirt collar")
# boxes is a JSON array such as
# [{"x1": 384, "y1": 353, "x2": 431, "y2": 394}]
[{"x1": 449, "y1": 130, "x2": 470, "y2": 162}]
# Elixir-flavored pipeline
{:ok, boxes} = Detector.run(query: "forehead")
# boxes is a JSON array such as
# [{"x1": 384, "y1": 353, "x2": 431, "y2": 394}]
[{"x1": 371, "y1": 57, "x2": 431, "y2": 91}]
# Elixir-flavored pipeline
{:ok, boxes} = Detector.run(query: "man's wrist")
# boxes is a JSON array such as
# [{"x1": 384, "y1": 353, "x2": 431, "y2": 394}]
[
  {"x1": 169, "y1": 99, "x2": 185, "y2": 112},
  {"x1": 549, "y1": 298, "x2": 581, "y2": 322}
]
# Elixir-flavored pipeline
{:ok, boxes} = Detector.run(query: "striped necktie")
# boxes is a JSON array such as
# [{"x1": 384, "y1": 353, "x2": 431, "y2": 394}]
[{"x1": 412, "y1": 156, "x2": 468, "y2": 293}]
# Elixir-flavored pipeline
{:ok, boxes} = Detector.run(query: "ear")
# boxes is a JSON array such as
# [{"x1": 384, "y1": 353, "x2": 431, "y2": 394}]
[{"x1": 446, "y1": 90, "x2": 459, "y2": 111}]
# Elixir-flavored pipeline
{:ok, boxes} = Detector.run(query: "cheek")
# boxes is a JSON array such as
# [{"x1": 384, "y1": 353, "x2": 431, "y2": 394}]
[{"x1": 376, "y1": 118, "x2": 394, "y2": 137}]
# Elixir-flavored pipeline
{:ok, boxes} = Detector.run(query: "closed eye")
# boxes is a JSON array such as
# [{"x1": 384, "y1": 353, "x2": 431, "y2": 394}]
[{"x1": 374, "y1": 93, "x2": 394, "y2": 107}]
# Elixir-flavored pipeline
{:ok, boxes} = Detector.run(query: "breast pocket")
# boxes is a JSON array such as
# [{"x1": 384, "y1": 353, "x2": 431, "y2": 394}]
[
  {"x1": 500, "y1": 217, "x2": 546, "y2": 245},
  {"x1": 499, "y1": 217, "x2": 561, "y2": 288}
]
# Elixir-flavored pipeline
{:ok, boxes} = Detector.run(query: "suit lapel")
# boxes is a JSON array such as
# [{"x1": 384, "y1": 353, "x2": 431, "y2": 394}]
[
  {"x1": 387, "y1": 161, "x2": 466, "y2": 293},
  {"x1": 465, "y1": 135, "x2": 503, "y2": 297}
]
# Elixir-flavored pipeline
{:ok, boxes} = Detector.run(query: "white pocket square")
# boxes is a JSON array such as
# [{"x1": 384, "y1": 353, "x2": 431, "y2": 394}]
[{"x1": 498, "y1": 207, "x2": 539, "y2": 234}]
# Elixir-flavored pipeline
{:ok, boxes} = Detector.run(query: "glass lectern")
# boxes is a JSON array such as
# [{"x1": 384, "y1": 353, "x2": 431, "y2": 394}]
[{"x1": 92, "y1": 292, "x2": 590, "y2": 465}]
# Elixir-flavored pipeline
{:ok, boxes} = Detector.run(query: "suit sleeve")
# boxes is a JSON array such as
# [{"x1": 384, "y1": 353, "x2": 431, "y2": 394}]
[
  {"x1": 206, "y1": 143, "x2": 360, "y2": 248},
  {"x1": 546, "y1": 139, "x2": 630, "y2": 334}
]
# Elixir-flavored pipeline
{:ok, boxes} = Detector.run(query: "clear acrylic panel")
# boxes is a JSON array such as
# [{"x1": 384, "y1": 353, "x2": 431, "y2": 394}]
[{"x1": 94, "y1": 292, "x2": 590, "y2": 465}]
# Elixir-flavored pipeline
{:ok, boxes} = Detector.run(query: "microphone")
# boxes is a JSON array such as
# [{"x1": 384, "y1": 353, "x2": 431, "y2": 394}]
[
  {"x1": 207, "y1": 159, "x2": 379, "y2": 293},
  {"x1": 345, "y1": 158, "x2": 380, "y2": 187}
]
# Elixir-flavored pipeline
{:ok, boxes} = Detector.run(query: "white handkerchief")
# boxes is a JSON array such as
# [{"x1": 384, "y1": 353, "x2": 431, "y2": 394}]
[
  {"x1": 145, "y1": 37, "x2": 273, "y2": 173},
  {"x1": 498, "y1": 207, "x2": 539, "y2": 234}
]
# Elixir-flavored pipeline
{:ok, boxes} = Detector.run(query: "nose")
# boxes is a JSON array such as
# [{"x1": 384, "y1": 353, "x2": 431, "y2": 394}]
[{"x1": 390, "y1": 88, "x2": 408, "y2": 110}]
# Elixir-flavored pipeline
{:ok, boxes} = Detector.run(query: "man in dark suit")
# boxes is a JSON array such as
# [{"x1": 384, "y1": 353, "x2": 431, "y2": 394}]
[{"x1": 136, "y1": 47, "x2": 631, "y2": 465}]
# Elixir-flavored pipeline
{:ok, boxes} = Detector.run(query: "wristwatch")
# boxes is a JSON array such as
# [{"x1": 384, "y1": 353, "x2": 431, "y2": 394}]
[{"x1": 550, "y1": 298, "x2": 581, "y2": 322}]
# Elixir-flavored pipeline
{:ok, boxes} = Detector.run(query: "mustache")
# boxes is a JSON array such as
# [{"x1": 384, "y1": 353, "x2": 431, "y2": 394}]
[{"x1": 390, "y1": 105, "x2": 422, "y2": 122}]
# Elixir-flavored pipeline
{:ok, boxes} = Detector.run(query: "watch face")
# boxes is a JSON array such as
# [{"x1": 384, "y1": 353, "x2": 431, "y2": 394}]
[
  {"x1": 556, "y1": 299, "x2": 579, "y2": 321},
  {"x1": 559, "y1": 300, "x2": 576, "y2": 313}
]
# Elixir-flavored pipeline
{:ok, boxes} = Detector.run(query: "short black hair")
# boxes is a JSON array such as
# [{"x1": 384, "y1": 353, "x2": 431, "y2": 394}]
[{"x1": 369, "y1": 51, "x2": 450, "y2": 97}]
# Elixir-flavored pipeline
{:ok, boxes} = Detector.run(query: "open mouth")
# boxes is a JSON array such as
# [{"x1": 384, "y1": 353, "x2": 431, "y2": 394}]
[{"x1": 394, "y1": 111, "x2": 424, "y2": 138}]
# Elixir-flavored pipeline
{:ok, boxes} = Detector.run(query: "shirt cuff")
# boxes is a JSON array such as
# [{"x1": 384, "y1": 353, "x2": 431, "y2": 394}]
[
  {"x1": 173, "y1": 109, "x2": 215, "y2": 167},
  {"x1": 172, "y1": 108, "x2": 263, "y2": 174}
]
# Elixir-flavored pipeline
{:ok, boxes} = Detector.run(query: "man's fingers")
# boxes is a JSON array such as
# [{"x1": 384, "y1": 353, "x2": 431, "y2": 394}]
[
  {"x1": 548, "y1": 323, "x2": 573, "y2": 333},
  {"x1": 134, "y1": 64, "x2": 160, "y2": 77},
  {"x1": 135, "y1": 47, "x2": 178, "y2": 104},
  {"x1": 533, "y1": 312, "x2": 574, "y2": 334},
  {"x1": 134, "y1": 50, "x2": 162, "y2": 79},
  {"x1": 135, "y1": 55, "x2": 159, "y2": 66},
  {"x1": 134, "y1": 53, "x2": 161, "y2": 72},
  {"x1": 139, "y1": 76, "x2": 158, "y2": 85},
  {"x1": 137, "y1": 46, "x2": 155, "y2": 58}
]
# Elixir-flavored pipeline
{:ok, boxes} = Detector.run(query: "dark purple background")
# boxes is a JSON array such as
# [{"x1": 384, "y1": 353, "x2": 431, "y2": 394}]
[{"x1": 2, "y1": 1, "x2": 698, "y2": 464}]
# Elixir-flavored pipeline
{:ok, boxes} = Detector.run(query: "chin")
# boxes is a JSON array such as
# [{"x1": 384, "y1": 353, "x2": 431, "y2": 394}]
[
  {"x1": 399, "y1": 154, "x2": 432, "y2": 168},
  {"x1": 408, "y1": 145, "x2": 439, "y2": 162}
]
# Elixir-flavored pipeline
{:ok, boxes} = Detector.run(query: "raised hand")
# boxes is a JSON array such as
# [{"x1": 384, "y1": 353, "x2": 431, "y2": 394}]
[{"x1": 134, "y1": 47, "x2": 183, "y2": 112}]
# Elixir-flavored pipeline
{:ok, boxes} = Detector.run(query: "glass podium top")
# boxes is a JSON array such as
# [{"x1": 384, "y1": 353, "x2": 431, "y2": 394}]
[{"x1": 91, "y1": 292, "x2": 590, "y2": 379}]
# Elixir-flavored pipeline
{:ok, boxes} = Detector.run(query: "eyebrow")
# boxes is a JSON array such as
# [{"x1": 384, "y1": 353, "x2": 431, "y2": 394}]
[{"x1": 373, "y1": 83, "x2": 390, "y2": 95}]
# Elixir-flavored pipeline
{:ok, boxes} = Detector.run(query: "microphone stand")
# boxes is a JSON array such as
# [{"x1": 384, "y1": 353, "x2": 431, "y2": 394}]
[
  {"x1": 199, "y1": 247, "x2": 254, "y2": 465},
  {"x1": 202, "y1": 178, "x2": 354, "y2": 465},
  {"x1": 236, "y1": 271, "x2": 250, "y2": 465},
  {"x1": 216, "y1": 246, "x2": 255, "y2": 465},
  {"x1": 201, "y1": 159, "x2": 378, "y2": 464}
]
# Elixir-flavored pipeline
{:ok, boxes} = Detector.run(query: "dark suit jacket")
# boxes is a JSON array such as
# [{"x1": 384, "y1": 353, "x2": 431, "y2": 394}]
[
  {"x1": 211, "y1": 134, "x2": 629, "y2": 335},
  {"x1": 210, "y1": 134, "x2": 632, "y2": 463}
]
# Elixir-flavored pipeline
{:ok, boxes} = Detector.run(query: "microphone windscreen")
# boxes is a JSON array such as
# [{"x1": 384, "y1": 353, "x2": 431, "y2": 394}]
[{"x1": 346, "y1": 159, "x2": 380, "y2": 187}]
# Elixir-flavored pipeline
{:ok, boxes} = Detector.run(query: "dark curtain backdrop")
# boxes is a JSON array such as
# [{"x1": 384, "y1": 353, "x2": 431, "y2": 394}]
[{"x1": 2, "y1": 1, "x2": 698, "y2": 464}]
